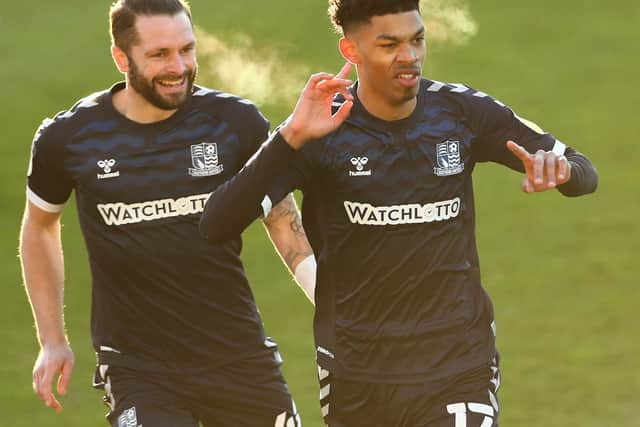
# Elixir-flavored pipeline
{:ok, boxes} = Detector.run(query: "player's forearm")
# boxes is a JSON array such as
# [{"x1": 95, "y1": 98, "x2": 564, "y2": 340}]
[
  {"x1": 20, "y1": 219, "x2": 67, "y2": 347},
  {"x1": 557, "y1": 148, "x2": 599, "y2": 197},
  {"x1": 263, "y1": 195, "x2": 316, "y2": 303},
  {"x1": 263, "y1": 195, "x2": 314, "y2": 272},
  {"x1": 200, "y1": 131, "x2": 297, "y2": 242}
]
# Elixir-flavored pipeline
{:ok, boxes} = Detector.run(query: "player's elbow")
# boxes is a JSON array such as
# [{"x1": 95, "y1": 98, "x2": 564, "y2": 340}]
[
  {"x1": 585, "y1": 166, "x2": 599, "y2": 195},
  {"x1": 198, "y1": 208, "x2": 228, "y2": 243}
]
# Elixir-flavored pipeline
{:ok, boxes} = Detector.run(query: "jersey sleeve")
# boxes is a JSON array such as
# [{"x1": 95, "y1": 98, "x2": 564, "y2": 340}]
[
  {"x1": 26, "y1": 117, "x2": 74, "y2": 212},
  {"x1": 467, "y1": 89, "x2": 597, "y2": 195},
  {"x1": 200, "y1": 130, "x2": 322, "y2": 242},
  {"x1": 238, "y1": 101, "x2": 271, "y2": 164},
  {"x1": 467, "y1": 90, "x2": 563, "y2": 171}
]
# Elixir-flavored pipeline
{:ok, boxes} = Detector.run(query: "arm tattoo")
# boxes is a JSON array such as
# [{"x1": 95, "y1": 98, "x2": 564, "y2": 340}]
[
  {"x1": 264, "y1": 194, "x2": 313, "y2": 270},
  {"x1": 264, "y1": 194, "x2": 305, "y2": 237}
]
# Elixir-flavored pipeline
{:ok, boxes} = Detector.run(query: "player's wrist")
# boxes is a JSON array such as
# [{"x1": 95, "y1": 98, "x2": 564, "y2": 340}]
[
  {"x1": 39, "y1": 333, "x2": 71, "y2": 349},
  {"x1": 294, "y1": 254, "x2": 316, "y2": 304},
  {"x1": 279, "y1": 123, "x2": 308, "y2": 150}
]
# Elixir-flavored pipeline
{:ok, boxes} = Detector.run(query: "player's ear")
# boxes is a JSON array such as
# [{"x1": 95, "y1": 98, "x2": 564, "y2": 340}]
[
  {"x1": 111, "y1": 44, "x2": 130, "y2": 73},
  {"x1": 339, "y1": 37, "x2": 359, "y2": 65}
]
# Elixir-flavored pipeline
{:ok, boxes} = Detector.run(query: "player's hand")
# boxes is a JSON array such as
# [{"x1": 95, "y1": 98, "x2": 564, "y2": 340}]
[
  {"x1": 280, "y1": 62, "x2": 354, "y2": 150},
  {"x1": 506, "y1": 140, "x2": 571, "y2": 193},
  {"x1": 32, "y1": 343, "x2": 75, "y2": 412}
]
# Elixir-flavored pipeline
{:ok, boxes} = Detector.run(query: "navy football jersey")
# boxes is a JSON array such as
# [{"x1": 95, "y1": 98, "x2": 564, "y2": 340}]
[
  {"x1": 27, "y1": 82, "x2": 274, "y2": 369},
  {"x1": 201, "y1": 78, "x2": 599, "y2": 384},
  {"x1": 262, "y1": 79, "x2": 571, "y2": 382}
]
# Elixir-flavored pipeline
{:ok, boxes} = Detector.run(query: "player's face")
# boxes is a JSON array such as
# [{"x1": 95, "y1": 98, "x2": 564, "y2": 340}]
[
  {"x1": 348, "y1": 11, "x2": 425, "y2": 108},
  {"x1": 126, "y1": 12, "x2": 197, "y2": 110}
]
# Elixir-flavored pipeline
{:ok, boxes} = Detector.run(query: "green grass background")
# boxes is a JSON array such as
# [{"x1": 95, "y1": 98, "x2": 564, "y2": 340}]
[{"x1": 1, "y1": 0, "x2": 638, "y2": 425}]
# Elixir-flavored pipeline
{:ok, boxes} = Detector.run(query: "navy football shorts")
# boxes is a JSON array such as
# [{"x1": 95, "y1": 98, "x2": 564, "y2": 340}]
[
  {"x1": 318, "y1": 355, "x2": 500, "y2": 427},
  {"x1": 93, "y1": 345, "x2": 301, "y2": 427}
]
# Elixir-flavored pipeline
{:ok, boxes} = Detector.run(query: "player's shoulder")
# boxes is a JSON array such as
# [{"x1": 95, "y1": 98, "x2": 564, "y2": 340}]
[
  {"x1": 190, "y1": 85, "x2": 264, "y2": 120},
  {"x1": 34, "y1": 88, "x2": 111, "y2": 145},
  {"x1": 420, "y1": 78, "x2": 508, "y2": 110}
]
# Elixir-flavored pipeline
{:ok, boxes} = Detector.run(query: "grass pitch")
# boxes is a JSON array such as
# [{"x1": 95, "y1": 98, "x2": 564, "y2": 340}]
[{"x1": 1, "y1": 1, "x2": 638, "y2": 425}]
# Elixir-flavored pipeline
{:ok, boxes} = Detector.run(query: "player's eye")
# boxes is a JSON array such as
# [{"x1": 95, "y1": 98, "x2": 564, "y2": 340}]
[{"x1": 380, "y1": 43, "x2": 397, "y2": 49}]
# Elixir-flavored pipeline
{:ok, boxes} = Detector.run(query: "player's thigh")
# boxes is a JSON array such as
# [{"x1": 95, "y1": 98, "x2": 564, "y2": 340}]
[
  {"x1": 423, "y1": 358, "x2": 501, "y2": 427},
  {"x1": 196, "y1": 349, "x2": 301, "y2": 427},
  {"x1": 94, "y1": 364, "x2": 199, "y2": 427},
  {"x1": 200, "y1": 406, "x2": 301, "y2": 427},
  {"x1": 318, "y1": 367, "x2": 421, "y2": 427},
  {"x1": 427, "y1": 401, "x2": 498, "y2": 427}
]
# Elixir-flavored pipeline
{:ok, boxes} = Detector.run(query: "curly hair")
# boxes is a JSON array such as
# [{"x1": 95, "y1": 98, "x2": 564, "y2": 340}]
[
  {"x1": 328, "y1": 0, "x2": 420, "y2": 35},
  {"x1": 110, "y1": 0, "x2": 192, "y2": 54}
]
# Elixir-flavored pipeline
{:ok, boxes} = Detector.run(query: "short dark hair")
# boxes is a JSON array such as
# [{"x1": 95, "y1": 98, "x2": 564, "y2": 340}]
[
  {"x1": 109, "y1": 0, "x2": 193, "y2": 53},
  {"x1": 328, "y1": 0, "x2": 420, "y2": 35}
]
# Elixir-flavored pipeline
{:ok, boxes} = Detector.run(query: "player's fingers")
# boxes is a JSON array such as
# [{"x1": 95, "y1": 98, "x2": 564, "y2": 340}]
[
  {"x1": 533, "y1": 150, "x2": 545, "y2": 185},
  {"x1": 557, "y1": 155, "x2": 569, "y2": 182},
  {"x1": 521, "y1": 177, "x2": 533, "y2": 193},
  {"x1": 316, "y1": 81, "x2": 354, "y2": 103},
  {"x1": 57, "y1": 357, "x2": 74, "y2": 396},
  {"x1": 305, "y1": 73, "x2": 335, "y2": 89},
  {"x1": 506, "y1": 140, "x2": 531, "y2": 163},
  {"x1": 335, "y1": 62, "x2": 352, "y2": 80},
  {"x1": 545, "y1": 153, "x2": 557, "y2": 188},
  {"x1": 328, "y1": 86, "x2": 354, "y2": 102},
  {"x1": 35, "y1": 370, "x2": 61, "y2": 411},
  {"x1": 316, "y1": 78, "x2": 353, "y2": 92},
  {"x1": 506, "y1": 140, "x2": 535, "y2": 180},
  {"x1": 332, "y1": 100, "x2": 354, "y2": 124},
  {"x1": 32, "y1": 369, "x2": 41, "y2": 394},
  {"x1": 37, "y1": 365, "x2": 55, "y2": 403},
  {"x1": 49, "y1": 395, "x2": 63, "y2": 413}
]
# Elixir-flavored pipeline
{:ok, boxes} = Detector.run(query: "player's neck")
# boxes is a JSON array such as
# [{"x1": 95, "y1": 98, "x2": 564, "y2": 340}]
[
  {"x1": 112, "y1": 86, "x2": 177, "y2": 124},
  {"x1": 356, "y1": 83, "x2": 417, "y2": 122}
]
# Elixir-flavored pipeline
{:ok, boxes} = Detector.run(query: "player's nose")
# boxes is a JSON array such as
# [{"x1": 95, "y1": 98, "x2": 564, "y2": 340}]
[
  {"x1": 166, "y1": 52, "x2": 186, "y2": 74},
  {"x1": 396, "y1": 44, "x2": 418, "y2": 64}
]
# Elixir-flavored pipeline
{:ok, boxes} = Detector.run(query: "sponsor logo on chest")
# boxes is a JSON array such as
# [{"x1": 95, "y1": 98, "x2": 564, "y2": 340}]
[
  {"x1": 97, "y1": 193, "x2": 211, "y2": 226},
  {"x1": 344, "y1": 197, "x2": 461, "y2": 226},
  {"x1": 189, "y1": 142, "x2": 224, "y2": 177}
]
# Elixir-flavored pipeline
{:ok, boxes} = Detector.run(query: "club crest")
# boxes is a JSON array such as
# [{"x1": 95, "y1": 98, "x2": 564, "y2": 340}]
[
  {"x1": 434, "y1": 140, "x2": 464, "y2": 176},
  {"x1": 189, "y1": 142, "x2": 224, "y2": 177}
]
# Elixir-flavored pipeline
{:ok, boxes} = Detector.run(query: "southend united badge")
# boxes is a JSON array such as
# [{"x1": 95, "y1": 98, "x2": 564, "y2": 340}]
[
  {"x1": 434, "y1": 140, "x2": 464, "y2": 176},
  {"x1": 118, "y1": 407, "x2": 141, "y2": 427},
  {"x1": 189, "y1": 142, "x2": 224, "y2": 177}
]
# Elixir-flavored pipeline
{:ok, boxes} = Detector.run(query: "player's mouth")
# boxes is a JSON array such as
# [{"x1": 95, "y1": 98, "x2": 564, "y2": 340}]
[
  {"x1": 155, "y1": 75, "x2": 188, "y2": 92},
  {"x1": 394, "y1": 70, "x2": 421, "y2": 88}
]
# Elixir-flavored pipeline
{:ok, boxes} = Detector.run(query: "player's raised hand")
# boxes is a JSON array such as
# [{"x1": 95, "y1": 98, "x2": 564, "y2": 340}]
[
  {"x1": 280, "y1": 62, "x2": 354, "y2": 149},
  {"x1": 32, "y1": 343, "x2": 75, "y2": 412},
  {"x1": 506, "y1": 140, "x2": 571, "y2": 193}
]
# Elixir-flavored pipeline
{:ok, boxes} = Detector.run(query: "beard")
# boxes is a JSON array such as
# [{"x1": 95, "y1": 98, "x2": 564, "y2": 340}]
[{"x1": 127, "y1": 57, "x2": 197, "y2": 111}]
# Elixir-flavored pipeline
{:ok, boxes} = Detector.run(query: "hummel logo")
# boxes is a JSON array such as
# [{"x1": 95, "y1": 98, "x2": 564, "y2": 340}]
[
  {"x1": 97, "y1": 159, "x2": 120, "y2": 180},
  {"x1": 349, "y1": 157, "x2": 371, "y2": 177}
]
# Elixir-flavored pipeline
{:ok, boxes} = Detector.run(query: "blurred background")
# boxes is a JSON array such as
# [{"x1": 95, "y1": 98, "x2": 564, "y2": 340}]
[{"x1": 1, "y1": 0, "x2": 638, "y2": 425}]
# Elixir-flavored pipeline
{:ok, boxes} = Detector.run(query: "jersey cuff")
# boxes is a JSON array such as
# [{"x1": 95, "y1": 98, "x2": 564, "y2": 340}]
[
  {"x1": 26, "y1": 186, "x2": 66, "y2": 213},
  {"x1": 552, "y1": 139, "x2": 567, "y2": 155}
]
